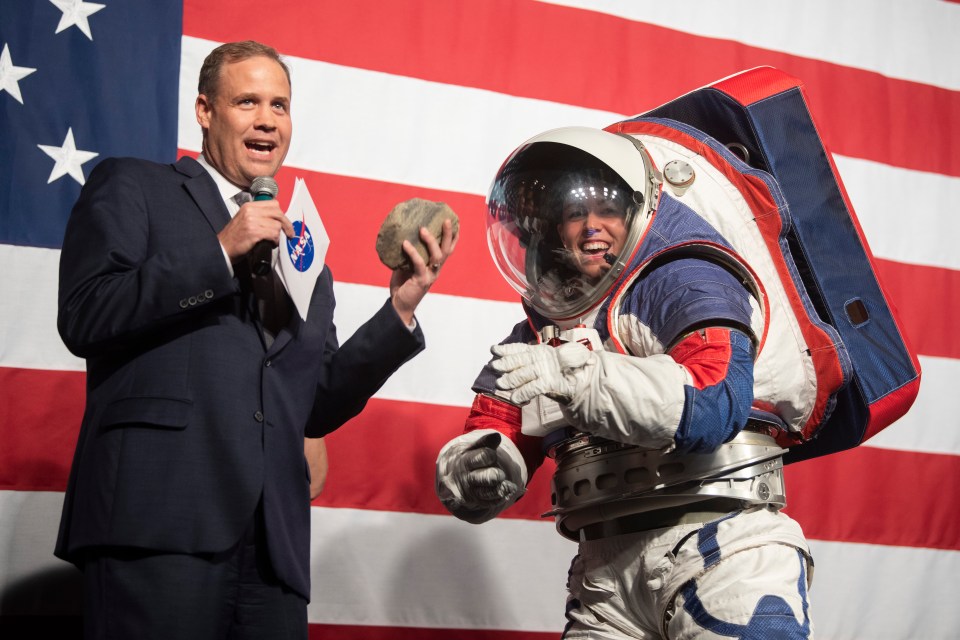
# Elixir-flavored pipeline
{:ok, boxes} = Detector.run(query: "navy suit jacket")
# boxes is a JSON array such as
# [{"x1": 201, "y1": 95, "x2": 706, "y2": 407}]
[{"x1": 54, "y1": 156, "x2": 424, "y2": 599}]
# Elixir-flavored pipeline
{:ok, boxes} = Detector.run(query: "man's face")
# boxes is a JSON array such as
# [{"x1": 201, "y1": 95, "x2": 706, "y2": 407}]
[
  {"x1": 556, "y1": 181, "x2": 628, "y2": 281},
  {"x1": 195, "y1": 56, "x2": 291, "y2": 189}
]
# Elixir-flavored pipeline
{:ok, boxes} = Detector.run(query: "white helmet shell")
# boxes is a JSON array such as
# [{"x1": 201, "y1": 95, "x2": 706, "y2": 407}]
[{"x1": 486, "y1": 126, "x2": 659, "y2": 321}]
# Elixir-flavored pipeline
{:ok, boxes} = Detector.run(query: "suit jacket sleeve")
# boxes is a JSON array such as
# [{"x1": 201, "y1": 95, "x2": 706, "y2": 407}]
[
  {"x1": 305, "y1": 295, "x2": 425, "y2": 437},
  {"x1": 57, "y1": 157, "x2": 236, "y2": 358}
]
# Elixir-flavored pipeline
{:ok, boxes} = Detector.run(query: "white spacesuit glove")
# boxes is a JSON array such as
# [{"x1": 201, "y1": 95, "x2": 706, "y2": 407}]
[
  {"x1": 435, "y1": 430, "x2": 527, "y2": 524},
  {"x1": 495, "y1": 340, "x2": 688, "y2": 450},
  {"x1": 491, "y1": 341, "x2": 594, "y2": 405}
]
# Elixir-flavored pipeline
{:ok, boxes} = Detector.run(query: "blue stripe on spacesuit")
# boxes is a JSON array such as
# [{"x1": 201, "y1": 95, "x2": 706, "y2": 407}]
[
  {"x1": 626, "y1": 257, "x2": 754, "y2": 350},
  {"x1": 697, "y1": 512, "x2": 739, "y2": 568},
  {"x1": 678, "y1": 547, "x2": 812, "y2": 639},
  {"x1": 673, "y1": 329, "x2": 755, "y2": 453},
  {"x1": 594, "y1": 193, "x2": 743, "y2": 344},
  {"x1": 644, "y1": 192, "x2": 738, "y2": 254},
  {"x1": 473, "y1": 260, "x2": 756, "y2": 454},
  {"x1": 624, "y1": 255, "x2": 755, "y2": 453}
]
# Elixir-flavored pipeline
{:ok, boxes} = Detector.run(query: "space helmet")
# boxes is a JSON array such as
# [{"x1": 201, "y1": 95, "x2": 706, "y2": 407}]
[{"x1": 486, "y1": 126, "x2": 658, "y2": 321}]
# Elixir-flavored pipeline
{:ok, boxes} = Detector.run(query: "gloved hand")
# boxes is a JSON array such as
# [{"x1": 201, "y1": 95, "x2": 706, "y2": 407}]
[
  {"x1": 435, "y1": 431, "x2": 524, "y2": 524},
  {"x1": 491, "y1": 341, "x2": 593, "y2": 405}
]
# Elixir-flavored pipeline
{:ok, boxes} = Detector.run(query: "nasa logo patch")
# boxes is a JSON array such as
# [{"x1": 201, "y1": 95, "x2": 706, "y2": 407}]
[{"x1": 286, "y1": 220, "x2": 314, "y2": 272}]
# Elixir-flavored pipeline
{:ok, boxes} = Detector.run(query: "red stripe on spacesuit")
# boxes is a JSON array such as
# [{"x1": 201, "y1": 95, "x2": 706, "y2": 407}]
[
  {"x1": 465, "y1": 393, "x2": 522, "y2": 428},
  {"x1": 669, "y1": 328, "x2": 734, "y2": 390},
  {"x1": 608, "y1": 120, "x2": 846, "y2": 439},
  {"x1": 711, "y1": 66, "x2": 804, "y2": 106},
  {"x1": 864, "y1": 376, "x2": 922, "y2": 441},
  {"x1": 463, "y1": 393, "x2": 545, "y2": 476},
  {"x1": 713, "y1": 68, "x2": 923, "y2": 388}
]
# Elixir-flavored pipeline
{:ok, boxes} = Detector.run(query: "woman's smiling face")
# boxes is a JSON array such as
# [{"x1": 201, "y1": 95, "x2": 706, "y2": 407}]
[{"x1": 556, "y1": 181, "x2": 628, "y2": 281}]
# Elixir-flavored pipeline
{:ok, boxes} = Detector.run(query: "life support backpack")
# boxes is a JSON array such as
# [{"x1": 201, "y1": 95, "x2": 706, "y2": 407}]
[{"x1": 605, "y1": 66, "x2": 921, "y2": 463}]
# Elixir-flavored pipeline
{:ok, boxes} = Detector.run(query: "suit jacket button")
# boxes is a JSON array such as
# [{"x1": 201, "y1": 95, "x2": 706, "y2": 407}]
[
  {"x1": 188, "y1": 296, "x2": 198, "y2": 306},
  {"x1": 179, "y1": 299, "x2": 189, "y2": 308},
  {"x1": 204, "y1": 289, "x2": 214, "y2": 299},
  {"x1": 254, "y1": 411, "x2": 264, "y2": 422}
]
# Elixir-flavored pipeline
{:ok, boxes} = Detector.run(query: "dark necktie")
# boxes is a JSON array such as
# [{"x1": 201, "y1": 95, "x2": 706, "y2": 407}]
[{"x1": 233, "y1": 191, "x2": 291, "y2": 344}]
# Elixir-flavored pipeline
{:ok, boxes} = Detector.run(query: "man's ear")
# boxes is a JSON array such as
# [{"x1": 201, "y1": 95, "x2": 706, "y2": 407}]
[{"x1": 196, "y1": 94, "x2": 212, "y2": 129}]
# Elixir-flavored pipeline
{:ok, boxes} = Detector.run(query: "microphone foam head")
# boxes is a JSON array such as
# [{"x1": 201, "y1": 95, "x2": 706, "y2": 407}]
[{"x1": 250, "y1": 176, "x2": 279, "y2": 198}]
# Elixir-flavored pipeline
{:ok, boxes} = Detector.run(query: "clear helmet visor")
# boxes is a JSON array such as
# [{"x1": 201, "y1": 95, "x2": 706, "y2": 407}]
[{"x1": 486, "y1": 127, "x2": 655, "y2": 320}]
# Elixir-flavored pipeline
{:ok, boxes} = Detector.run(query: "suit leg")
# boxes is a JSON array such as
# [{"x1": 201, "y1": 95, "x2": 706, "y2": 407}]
[
  {"x1": 82, "y1": 547, "x2": 234, "y2": 640},
  {"x1": 228, "y1": 501, "x2": 308, "y2": 640},
  {"x1": 80, "y1": 504, "x2": 307, "y2": 640}
]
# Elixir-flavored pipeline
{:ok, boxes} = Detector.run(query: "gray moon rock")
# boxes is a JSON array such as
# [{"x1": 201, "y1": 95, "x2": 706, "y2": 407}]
[{"x1": 375, "y1": 198, "x2": 459, "y2": 269}]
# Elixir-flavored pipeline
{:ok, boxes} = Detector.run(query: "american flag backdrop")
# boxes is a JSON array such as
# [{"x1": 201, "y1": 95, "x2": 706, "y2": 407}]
[{"x1": 1, "y1": 0, "x2": 957, "y2": 638}]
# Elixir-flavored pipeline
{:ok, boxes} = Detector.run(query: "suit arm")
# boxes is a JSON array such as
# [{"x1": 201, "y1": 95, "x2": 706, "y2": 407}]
[
  {"x1": 57, "y1": 159, "x2": 236, "y2": 357},
  {"x1": 304, "y1": 299, "x2": 425, "y2": 437}
]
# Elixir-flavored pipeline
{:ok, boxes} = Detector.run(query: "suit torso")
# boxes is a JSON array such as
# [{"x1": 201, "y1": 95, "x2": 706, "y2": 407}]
[{"x1": 55, "y1": 156, "x2": 424, "y2": 598}]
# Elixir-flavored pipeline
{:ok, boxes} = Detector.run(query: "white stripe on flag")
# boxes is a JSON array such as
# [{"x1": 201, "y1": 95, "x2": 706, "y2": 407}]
[
  {"x1": 806, "y1": 537, "x2": 960, "y2": 639},
  {"x1": 537, "y1": 0, "x2": 960, "y2": 90},
  {"x1": 0, "y1": 245, "x2": 81, "y2": 371},
  {"x1": 178, "y1": 37, "x2": 621, "y2": 196},
  {"x1": 178, "y1": 38, "x2": 960, "y2": 272},
  {"x1": 864, "y1": 354, "x2": 958, "y2": 456},
  {"x1": 4, "y1": 489, "x2": 956, "y2": 639},
  {"x1": 309, "y1": 506, "x2": 574, "y2": 632},
  {"x1": 832, "y1": 155, "x2": 960, "y2": 270},
  {"x1": 1, "y1": 242, "x2": 955, "y2": 457}
]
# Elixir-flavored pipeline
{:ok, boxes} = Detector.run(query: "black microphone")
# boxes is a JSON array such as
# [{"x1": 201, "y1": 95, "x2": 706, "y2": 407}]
[{"x1": 248, "y1": 176, "x2": 280, "y2": 276}]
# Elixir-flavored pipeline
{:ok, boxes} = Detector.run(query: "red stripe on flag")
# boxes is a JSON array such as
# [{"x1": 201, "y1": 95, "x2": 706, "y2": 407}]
[
  {"x1": 184, "y1": 155, "x2": 955, "y2": 361},
  {"x1": 874, "y1": 258, "x2": 959, "y2": 360},
  {"x1": 783, "y1": 446, "x2": 960, "y2": 551},
  {"x1": 175, "y1": 149, "x2": 517, "y2": 304},
  {"x1": 317, "y1": 399, "x2": 557, "y2": 522},
  {"x1": 320, "y1": 400, "x2": 960, "y2": 551},
  {"x1": 4, "y1": 367, "x2": 957, "y2": 550},
  {"x1": 270, "y1": 167, "x2": 517, "y2": 303},
  {"x1": 182, "y1": 0, "x2": 960, "y2": 177},
  {"x1": 0, "y1": 367, "x2": 82, "y2": 492}
]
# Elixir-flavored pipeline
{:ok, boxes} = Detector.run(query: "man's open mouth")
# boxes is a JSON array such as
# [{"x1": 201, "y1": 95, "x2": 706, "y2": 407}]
[{"x1": 246, "y1": 141, "x2": 275, "y2": 155}]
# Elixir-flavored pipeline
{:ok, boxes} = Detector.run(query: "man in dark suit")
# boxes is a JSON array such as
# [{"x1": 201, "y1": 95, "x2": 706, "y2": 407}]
[{"x1": 54, "y1": 40, "x2": 456, "y2": 639}]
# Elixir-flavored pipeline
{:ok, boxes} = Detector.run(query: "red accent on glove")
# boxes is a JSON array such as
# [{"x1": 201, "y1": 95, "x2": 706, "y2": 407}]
[{"x1": 464, "y1": 394, "x2": 545, "y2": 475}]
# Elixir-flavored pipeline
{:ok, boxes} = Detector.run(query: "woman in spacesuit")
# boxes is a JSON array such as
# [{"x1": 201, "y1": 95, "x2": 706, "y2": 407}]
[{"x1": 436, "y1": 126, "x2": 813, "y2": 639}]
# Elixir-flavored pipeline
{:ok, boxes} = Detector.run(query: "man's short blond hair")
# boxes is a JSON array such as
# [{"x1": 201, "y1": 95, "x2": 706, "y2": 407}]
[{"x1": 197, "y1": 40, "x2": 291, "y2": 102}]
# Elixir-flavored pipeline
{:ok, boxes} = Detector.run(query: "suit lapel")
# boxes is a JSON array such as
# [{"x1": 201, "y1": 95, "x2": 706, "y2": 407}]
[
  {"x1": 173, "y1": 156, "x2": 303, "y2": 354},
  {"x1": 175, "y1": 156, "x2": 231, "y2": 233}
]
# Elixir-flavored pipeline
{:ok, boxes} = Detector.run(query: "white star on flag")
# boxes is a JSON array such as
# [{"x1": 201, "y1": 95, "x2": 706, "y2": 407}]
[
  {"x1": 0, "y1": 44, "x2": 36, "y2": 104},
  {"x1": 49, "y1": 0, "x2": 106, "y2": 40},
  {"x1": 37, "y1": 127, "x2": 99, "y2": 185}
]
